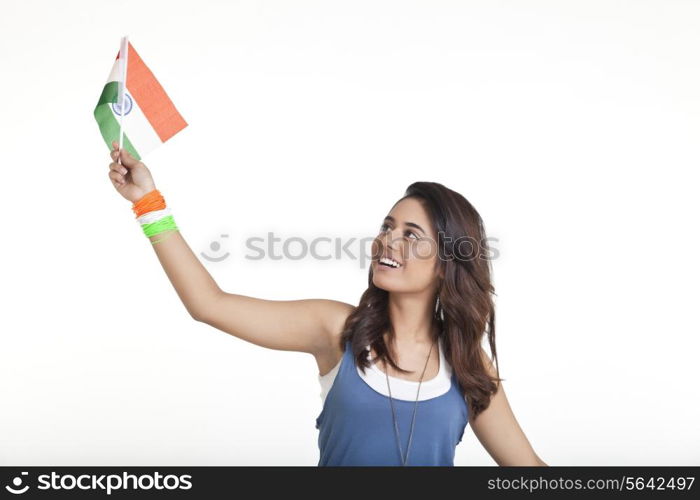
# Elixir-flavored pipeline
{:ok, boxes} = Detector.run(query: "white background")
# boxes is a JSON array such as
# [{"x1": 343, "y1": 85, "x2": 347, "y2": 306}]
[{"x1": 1, "y1": 0, "x2": 698, "y2": 466}]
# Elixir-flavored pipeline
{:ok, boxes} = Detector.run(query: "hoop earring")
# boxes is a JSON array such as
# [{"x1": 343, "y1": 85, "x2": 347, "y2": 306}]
[{"x1": 435, "y1": 296, "x2": 445, "y2": 322}]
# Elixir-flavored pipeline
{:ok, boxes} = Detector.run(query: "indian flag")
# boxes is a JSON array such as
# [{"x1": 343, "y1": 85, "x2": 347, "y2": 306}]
[{"x1": 94, "y1": 37, "x2": 187, "y2": 161}]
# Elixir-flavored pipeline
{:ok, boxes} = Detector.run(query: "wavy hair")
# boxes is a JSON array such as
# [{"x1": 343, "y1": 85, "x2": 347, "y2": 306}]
[{"x1": 339, "y1": 181, "x2": 502, "y2": 419}]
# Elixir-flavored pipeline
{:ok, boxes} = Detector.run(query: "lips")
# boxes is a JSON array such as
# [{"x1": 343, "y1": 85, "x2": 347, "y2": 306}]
[
  {"x1": 376, "y1": 260, "x2": 401, "y2": 271},
  {"x1": 376, "y1": 253, "x2": 403, "y2": 270},
  {"x1": 380, "y1": 251, "x2": 403, "y2": 267}
]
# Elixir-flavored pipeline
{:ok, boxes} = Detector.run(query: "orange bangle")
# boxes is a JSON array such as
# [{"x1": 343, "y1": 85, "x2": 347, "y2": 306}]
[{"x1": 132, "y1": 189, "x2": 165, "y2": 218}]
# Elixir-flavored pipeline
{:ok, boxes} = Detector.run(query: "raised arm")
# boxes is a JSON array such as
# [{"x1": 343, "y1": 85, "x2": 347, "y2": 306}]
[
  {"x1": 470, "y1": 348, "x2": 548, "y2": 466},
  {"x1": 107, "y1": 142, "x2": 355, "y2": 356}
]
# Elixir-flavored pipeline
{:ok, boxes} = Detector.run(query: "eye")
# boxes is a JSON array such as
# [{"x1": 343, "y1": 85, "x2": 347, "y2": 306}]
[{"x1": 380, "y1": 223, "x2": 419, "y2": 240}]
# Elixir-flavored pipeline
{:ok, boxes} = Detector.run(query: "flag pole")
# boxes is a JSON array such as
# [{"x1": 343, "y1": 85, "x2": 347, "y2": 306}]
[{"x1": 117, "y1": 35, "x2": 129, "y2": 165}]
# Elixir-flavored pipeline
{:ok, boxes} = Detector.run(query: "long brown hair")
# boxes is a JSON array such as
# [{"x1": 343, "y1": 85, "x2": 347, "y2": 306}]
[{"x1": 339, "y1": 181, "x2": 502, "y2": 419}]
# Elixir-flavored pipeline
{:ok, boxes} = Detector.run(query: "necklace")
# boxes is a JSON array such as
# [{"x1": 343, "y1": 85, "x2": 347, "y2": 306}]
[{"x1": 383, "y1": 339, "x2": 436, "y2": 466}]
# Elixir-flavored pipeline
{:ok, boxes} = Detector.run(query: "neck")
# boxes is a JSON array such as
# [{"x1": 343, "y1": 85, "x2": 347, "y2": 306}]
[{"x1": 385, "y1": 291, "x2": 440, "y2": 346}]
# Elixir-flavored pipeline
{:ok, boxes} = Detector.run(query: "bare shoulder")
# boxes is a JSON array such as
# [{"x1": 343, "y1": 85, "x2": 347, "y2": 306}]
[
  {"x1": 313, "y1": 300, "x2": 356, "y2": 376},
  {"x1": 479, "y1": 346, "x2": 494, "y2": 366},
  {"x1": 480, "y1": 346, "x2": 499, "y2": 378}
]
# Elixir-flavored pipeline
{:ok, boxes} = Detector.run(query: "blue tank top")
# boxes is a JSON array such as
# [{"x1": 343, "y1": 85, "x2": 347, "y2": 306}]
[{"x1": 315, "y1": 339, "x2": 469, "y2": 466}]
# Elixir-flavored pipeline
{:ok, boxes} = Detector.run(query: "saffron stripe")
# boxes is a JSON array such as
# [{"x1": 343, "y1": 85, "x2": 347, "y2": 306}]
[{"x1": 125, "y1": 42, "x2": 188, "y2": 142}]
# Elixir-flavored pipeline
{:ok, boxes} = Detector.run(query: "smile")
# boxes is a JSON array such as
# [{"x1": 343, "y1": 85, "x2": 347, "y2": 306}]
[{"x1": 378, "y1": 256, "x2": 402, "y2": 269}]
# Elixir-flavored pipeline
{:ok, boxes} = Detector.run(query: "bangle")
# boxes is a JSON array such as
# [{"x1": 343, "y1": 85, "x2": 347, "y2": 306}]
[{"x1": 131, "y1": 189, "x2": 179, "y2": 244}]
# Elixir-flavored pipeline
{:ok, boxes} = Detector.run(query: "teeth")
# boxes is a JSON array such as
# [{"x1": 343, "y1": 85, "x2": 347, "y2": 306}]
[{"x1": 379, "y1": 257, "x2": 401, "y2": 268}]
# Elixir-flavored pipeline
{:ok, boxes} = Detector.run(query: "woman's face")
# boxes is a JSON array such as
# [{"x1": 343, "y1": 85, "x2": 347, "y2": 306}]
[{"x1": 371, "y1": 197, "x2": 442, "y2": 293}]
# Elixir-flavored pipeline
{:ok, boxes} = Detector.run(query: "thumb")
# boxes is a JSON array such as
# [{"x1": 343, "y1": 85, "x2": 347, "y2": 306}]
[{"x1": 110, "y1": 140, "x2": 140, "y2": 168}]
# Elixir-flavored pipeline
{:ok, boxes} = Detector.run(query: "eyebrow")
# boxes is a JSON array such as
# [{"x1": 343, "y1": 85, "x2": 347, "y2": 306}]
[{"x1": 384, "y1": 215, "x2": 426, "y2": 235}]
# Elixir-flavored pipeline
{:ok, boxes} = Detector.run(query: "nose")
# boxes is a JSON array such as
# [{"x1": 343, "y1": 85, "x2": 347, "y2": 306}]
[{"x1": 382, "y1": 228, "x2": 402, "y2": 252}]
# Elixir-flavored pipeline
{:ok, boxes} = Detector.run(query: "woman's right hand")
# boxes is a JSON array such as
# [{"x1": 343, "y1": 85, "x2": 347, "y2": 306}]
[{"x1": 107, "y1": 140, "x2": 157, "y2": 203}]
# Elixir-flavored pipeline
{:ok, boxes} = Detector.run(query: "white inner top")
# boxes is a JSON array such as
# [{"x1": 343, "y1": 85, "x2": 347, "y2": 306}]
[{"x1": 318, "y1": 337, "x2": 452, "y2": 404}]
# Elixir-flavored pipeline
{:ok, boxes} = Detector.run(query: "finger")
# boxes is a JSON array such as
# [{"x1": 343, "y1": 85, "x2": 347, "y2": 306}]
[
  {"x1": 108, "y1": 170, "x2": 125, "y2": 185},
  {"x1": 110, "y1": 141, "x2": 121, "y2": 160},
  {"x1": 117, "y1": 146, "x2": 140, "y2": 168},
  {"x1": 110, "y1": 146, "x2": 123, "y2": 162},
  {"x1": 109, "y1": 161, "x2": 128, "y2": 175},
  {"x1": 109, "y1": 141, "x2": 140, "y2": 168},
  {"x1": 109, "y1": 170, "x2": 124, "y2": 185}
]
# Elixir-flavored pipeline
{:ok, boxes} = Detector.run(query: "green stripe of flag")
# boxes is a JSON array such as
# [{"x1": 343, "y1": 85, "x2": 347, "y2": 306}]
[{"x1": 93, "y1": 81, "x2": 142, "y2": 161}]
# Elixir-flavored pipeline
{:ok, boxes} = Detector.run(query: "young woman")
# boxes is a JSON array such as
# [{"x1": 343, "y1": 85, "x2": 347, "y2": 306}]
[{"x1": 107, "y1": 141, "x2": 547, "y2": 467}]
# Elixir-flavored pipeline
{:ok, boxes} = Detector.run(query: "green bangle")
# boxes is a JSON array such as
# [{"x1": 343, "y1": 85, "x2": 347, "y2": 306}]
[{"x1": 141, "y1": 215, "x2": 179, "y2": 238}]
